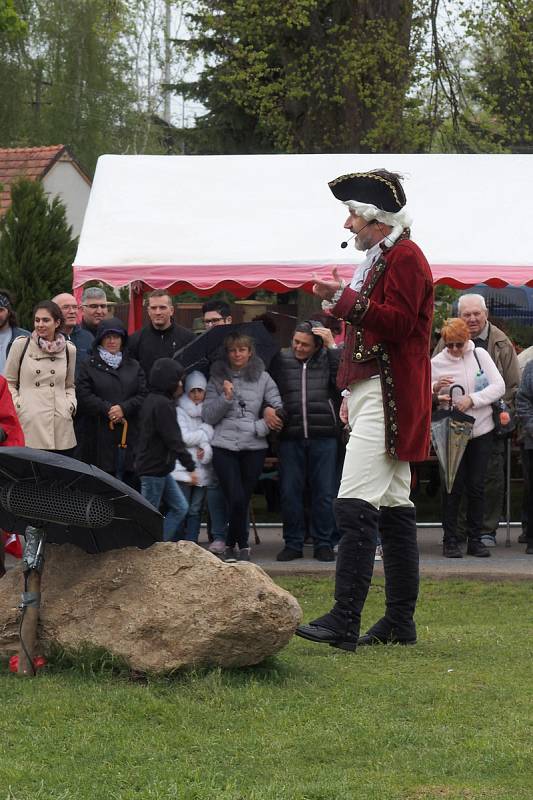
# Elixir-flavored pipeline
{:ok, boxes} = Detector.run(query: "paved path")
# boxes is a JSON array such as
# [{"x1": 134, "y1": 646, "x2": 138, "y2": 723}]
[
  {"x1": 4, "y1": 525, "x2": 532, "y2": 581},
  {"x1": 244, "y1": 525, "x2": 533, "y2": 580}
]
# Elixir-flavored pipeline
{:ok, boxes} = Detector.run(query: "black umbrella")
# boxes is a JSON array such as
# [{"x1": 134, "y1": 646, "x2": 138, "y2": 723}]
[
  {"x1": 0, "y1": 447, "x2": 162, "y2": 552},
  {"x1": 0, "y1": 447, "x2": 163, "y2": 676},
  {"x1": 174, "y1": 321, "x2": 280, "y2": 372}
]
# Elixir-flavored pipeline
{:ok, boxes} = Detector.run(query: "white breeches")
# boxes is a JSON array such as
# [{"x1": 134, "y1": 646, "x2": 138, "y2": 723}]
[{"x1": 338, "y1": 379, "x2": 413, "y2": 509}]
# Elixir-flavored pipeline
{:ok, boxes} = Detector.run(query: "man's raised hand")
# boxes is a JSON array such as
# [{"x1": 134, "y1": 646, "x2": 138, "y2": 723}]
[{"x1": 312, "y1": 268, "x2": 342, "y2": 301}]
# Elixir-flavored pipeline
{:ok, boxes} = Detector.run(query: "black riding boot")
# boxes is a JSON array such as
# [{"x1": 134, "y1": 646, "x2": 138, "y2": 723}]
[
  {"x1": 358, "y1": 505, "x2": 419, "y2": 646},
  {"x1": 296, "y1": 498, "x2": 379, "y2": 652}
]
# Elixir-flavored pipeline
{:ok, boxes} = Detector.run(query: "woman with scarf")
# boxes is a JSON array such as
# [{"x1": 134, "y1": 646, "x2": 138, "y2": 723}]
[
  {"x1": 5, "y1": 300, "x2": 76, "y2": 454},
  {"x1": 76, "y1": 317, "x2": 147, "y2": 486}
]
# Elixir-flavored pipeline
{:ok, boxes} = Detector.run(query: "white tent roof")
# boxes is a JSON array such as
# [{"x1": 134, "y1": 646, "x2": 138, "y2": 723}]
[{"x1": 73, "y1": 153, "x2": 533, "y2": 292}]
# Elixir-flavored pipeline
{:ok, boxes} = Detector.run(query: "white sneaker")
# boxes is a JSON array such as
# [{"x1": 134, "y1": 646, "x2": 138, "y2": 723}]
[
  {"x1": 208, "y1": 539, "x2": 226, "y2": 555},
  {"x1": 375, "y1": 544, "x2": 383, "y2": 561},
  {"x1": 480, "y1": 534, "x2": 496, "y2": 548}
]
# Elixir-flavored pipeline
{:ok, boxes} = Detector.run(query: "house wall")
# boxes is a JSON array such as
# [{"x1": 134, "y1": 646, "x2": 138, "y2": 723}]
[{"x1": 42, "y1": 161, "x2": 91, "y2": 238}]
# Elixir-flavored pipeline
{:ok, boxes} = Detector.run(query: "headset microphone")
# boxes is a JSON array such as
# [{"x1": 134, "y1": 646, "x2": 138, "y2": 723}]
[{"x1": 340, "y1": 220, "x2": 374, "y2": 249}]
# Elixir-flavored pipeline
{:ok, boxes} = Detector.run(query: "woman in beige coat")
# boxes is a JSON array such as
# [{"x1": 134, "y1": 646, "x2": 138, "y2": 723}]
[{"x1": 5, "y1": 300, "x2": 77, "y2": 452}]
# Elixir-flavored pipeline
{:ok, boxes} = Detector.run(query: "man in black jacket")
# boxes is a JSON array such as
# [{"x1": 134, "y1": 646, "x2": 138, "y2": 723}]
[
  {"x1": 81, "y1": 287, "x2": 109, "y2": 336},
  {"x1": 128, "y1": 291, "x2": 195, "y2": 384},
  {"x1": 136, "y1": 358, "x2": 198, "y2": 541},
  {"x1": 270, "y1": 321, "x2": 341, "y2": 562}
]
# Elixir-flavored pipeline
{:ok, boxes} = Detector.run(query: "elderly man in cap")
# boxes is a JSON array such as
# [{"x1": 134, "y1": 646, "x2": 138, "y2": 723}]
[
  {"x1": 296, "y1": 169, "x2": 434, "y2": 652},
  {"x1": 433, "y1": 293, "x2": 520, "y2": 547},
  {"x1": 0, "y1": 289, "x2": 30, "y2": 375}
]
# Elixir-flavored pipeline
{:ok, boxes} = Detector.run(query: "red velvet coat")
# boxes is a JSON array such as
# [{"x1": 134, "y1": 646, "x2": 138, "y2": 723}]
[{"x1": 332, "y1": 236, "x2": 433, "y2": 462}]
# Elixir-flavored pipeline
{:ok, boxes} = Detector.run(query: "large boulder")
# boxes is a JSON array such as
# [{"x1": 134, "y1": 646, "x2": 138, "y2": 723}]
[{"x1": 0, "y1": 542, "x2": 301, "y2": 672}]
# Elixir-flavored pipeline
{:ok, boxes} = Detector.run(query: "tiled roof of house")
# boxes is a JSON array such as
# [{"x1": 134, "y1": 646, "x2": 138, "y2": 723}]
[{"x1": 0, "y1": 145, "x2": 85, "y2": 217}]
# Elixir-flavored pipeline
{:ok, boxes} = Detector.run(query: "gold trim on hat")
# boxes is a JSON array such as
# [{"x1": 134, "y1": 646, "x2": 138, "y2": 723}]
[{"x1": 328, "y1": 172, "x2": 403, "y2": 208}]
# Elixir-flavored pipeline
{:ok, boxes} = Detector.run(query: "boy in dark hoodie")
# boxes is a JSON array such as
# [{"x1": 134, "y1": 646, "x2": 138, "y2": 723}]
[{"x1": 136, "y1": 358, "x2": 197, "y2": 541}]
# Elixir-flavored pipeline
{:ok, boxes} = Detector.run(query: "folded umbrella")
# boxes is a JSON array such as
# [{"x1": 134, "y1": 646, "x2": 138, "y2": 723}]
[
  {"x1": 109, "y1": 419, "x2": 129, "y2": 483},
  {"x1": 430, "y1": 385, "x2": 475, "y2": 494}
]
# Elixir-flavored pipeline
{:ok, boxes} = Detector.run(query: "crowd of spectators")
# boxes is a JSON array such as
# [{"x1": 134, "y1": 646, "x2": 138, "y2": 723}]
[{"x1": 0, "y1": 287, "x2": 532, "y2": 571}]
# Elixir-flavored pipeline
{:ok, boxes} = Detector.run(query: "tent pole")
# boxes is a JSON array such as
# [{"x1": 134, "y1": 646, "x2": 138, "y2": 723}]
[{"x1": 128, "y1": 283, "x2": 144, "y2": 334}]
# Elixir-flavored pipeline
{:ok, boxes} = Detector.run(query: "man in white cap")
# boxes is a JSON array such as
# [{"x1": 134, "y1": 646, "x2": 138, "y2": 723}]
[{"x1": 296, "y1": 169, "x2": 434, "y2": 652}]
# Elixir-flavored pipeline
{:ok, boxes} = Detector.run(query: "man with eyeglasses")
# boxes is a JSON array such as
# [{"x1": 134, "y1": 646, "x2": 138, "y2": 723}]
[
  {"x1": 81, "y1": 287, "x2": 109, "y2": 336},
  {"x1": 53, "y1": 292, "x2": 94, "y2": 377},
  {"x1": 296, "y1": 169, "x2": 433, "y2": 653},
  {"x1": 202, "y1": 300, "x2": 233, "y2": 329},
  {"x1": 128, "y1": 290, "x2": 195, "y2": 386},
  {"x1": 433, "y1": 293, "x2": 520, "y2": 548}
]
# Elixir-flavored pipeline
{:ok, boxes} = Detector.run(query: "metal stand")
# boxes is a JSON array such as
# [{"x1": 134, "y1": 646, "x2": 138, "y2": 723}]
[
  {"x1": 505, "y1": 437, "x2": 512, "y2": 548},
  {"x1": 18, "y1": 526, "x2": 46, "y2": 677}
]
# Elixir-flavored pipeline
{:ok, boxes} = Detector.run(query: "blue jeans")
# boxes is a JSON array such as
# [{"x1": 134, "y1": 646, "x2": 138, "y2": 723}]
[
  {"x1": 140, "y1": 474, "x2": 189, "y2": 542},
  {"x1": 179, "y1": 484, "x2": 206, "y2": 543},
  {"x1": 206, "y1": 483, "x2": 228, "y2": 542},
  {"x1": 279, "y1": 438, "x2": 338, "y2": 551}
]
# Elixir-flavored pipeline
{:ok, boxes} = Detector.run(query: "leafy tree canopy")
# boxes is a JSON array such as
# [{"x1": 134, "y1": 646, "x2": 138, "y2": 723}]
[
  {"x1": 0, "y1": 0, "x2": 26, "y2": 37},
  {"x1": 177, "y1": 0, "x2": 428, "y2": 154}
]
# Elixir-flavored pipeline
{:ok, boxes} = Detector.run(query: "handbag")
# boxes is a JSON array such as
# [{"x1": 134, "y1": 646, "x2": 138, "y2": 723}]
[{"x1": 472, "y1": 349, "x2": 515, "y2": 438}]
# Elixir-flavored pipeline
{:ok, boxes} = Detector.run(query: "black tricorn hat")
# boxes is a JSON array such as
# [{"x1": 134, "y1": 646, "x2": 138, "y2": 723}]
[{"x1": 328, "y1": 171, "x2": 406, "y2": 213}]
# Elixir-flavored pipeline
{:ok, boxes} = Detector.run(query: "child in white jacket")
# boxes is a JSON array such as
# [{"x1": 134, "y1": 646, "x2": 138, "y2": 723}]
[{"x1": 172, "y1": 371, "x2": 215, "y2": 543}]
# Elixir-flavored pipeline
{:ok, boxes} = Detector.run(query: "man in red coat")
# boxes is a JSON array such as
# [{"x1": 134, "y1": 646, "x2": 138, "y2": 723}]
[
  {"x1": 0, "y1": 375, "x2": 25, "y2": 577},
  {"x1": 296, "y1": 169, "x2": 433, "y2": 652}
]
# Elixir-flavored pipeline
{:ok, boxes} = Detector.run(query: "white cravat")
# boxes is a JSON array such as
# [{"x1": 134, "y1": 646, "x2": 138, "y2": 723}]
[
  {"x1": 349, "y1": 239, "x2": 384, "y2": 292},
  {"x1": 321, "y1": 238, "x2": 386, "y2": 312}
]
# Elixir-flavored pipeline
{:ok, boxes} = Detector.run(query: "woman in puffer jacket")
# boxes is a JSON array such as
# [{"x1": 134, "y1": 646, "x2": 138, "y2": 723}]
[
  {"x1": 172, "y1": 370, "x2": 215, "y2": 543},
  {"x1": 203, "y1": 333, "x2": 283, "y2": 561}
]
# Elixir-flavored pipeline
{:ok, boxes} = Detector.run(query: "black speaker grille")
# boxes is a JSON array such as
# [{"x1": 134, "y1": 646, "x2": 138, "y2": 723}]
[{"x1": 0, "y1": 482, "x2": 114, "y2": 529}]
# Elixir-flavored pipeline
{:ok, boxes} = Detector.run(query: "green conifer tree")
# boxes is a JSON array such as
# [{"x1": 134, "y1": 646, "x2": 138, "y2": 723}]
[{"x1": 0, "y1": 178, "x2": 77, "y2": 328}]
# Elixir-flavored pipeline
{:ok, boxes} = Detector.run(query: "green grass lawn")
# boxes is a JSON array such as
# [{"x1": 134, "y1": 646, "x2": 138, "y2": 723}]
[{"x1": 1, "y1": 577, "x2": 532, "y2": 800}]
